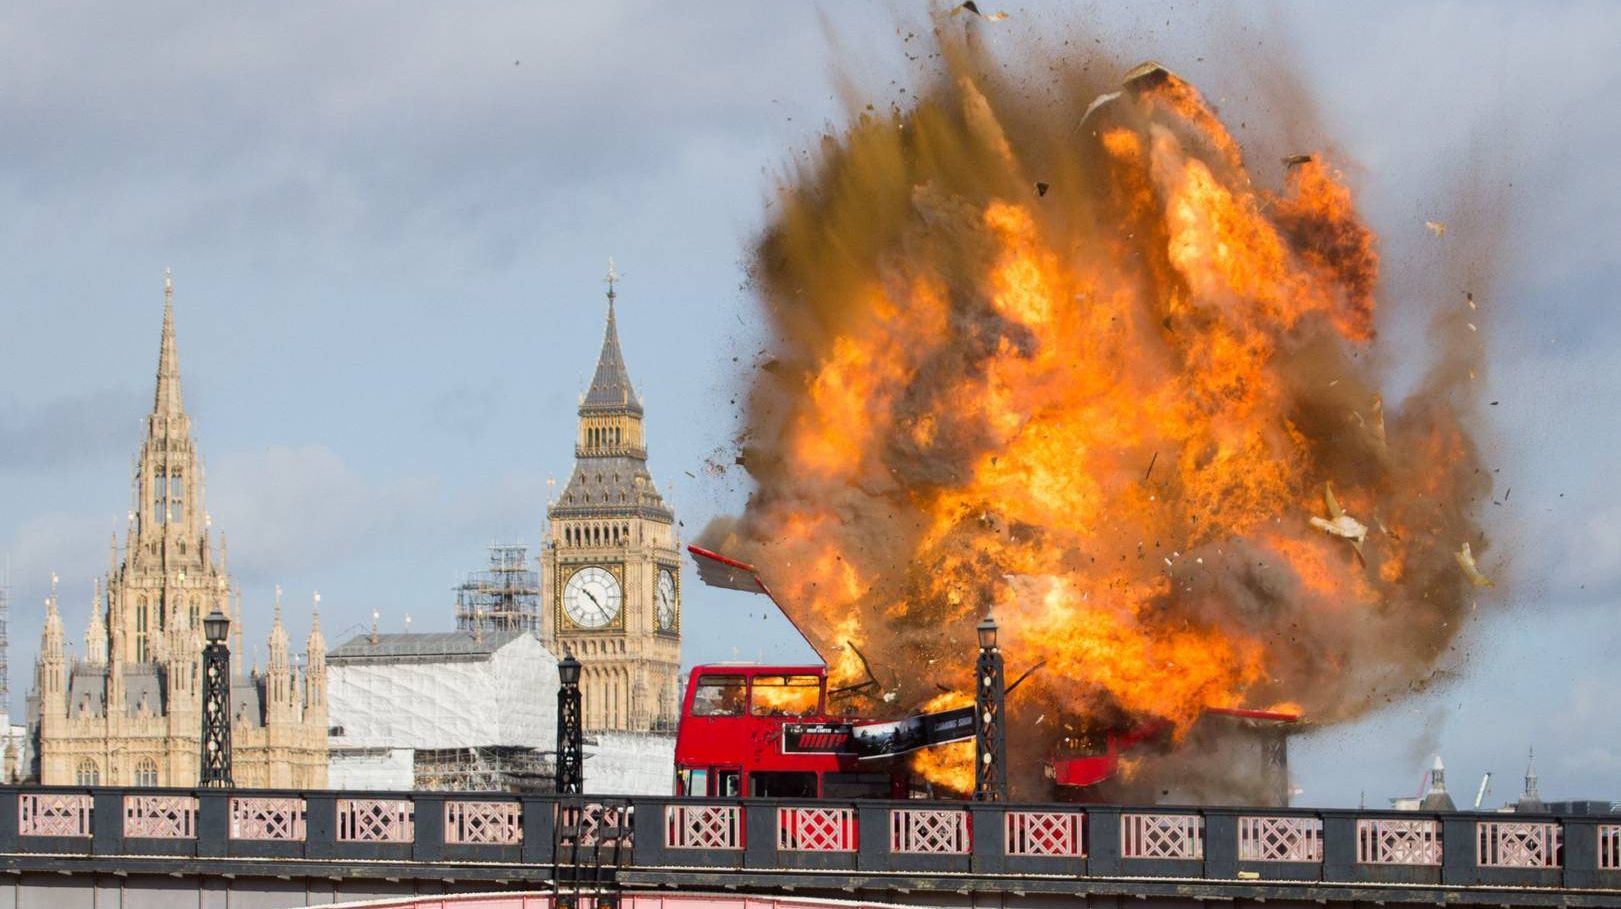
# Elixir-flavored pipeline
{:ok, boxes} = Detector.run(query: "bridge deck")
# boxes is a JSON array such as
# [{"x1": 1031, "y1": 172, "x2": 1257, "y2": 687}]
[{"x1": 0, "y1": 787, "x2": 1616, "y2": 907}]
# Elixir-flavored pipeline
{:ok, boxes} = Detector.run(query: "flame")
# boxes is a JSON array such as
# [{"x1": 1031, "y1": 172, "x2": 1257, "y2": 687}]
[
  {"x1": 711, "y1": 30, "x2": 1490, "y2": 797},
  {"x1": 907, "y1": 691, "x2": 975, "y2": 796}
]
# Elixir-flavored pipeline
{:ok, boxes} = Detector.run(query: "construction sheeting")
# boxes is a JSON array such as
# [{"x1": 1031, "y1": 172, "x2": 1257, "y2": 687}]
[
  {"x1": 327, "y1": 632, "x2": 559, "y2": 752},
  {"x1": 329, "y1": 748, "x2": 414, "y2": 790},
  {"x1": 584, "y1": 731, "x2": 675, "y2": 795}
]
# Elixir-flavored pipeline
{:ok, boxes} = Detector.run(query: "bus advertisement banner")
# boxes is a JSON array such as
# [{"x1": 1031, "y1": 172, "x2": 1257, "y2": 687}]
[{"x1": 782, "y1": 706, "x2": 975, "y2": 759}]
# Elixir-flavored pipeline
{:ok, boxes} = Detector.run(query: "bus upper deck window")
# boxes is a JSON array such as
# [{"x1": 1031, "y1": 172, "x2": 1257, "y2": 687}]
[
  {"x1": 749, "y1": 674, "x2": 820, "y2": 717},
  {"x1": 692, "y1": 674, "x2": 747, "y2": 716}
]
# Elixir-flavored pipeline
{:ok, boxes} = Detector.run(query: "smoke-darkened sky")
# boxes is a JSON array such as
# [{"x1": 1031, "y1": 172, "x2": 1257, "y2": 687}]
[{"x1": 1, "y1": 1, "x2": 1617, "y2": 807}]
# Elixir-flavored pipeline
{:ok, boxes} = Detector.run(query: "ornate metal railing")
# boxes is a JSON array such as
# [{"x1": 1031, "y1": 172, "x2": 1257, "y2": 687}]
[
  {"x1": 0, "y1": 787, "x2": 1616, "y2": 894},
  {"x1": 1121, "y1": 812, "x2": 1202, "y2": 859},
  {"x1": 777, "y1": 806, "x2": 857, "y2": 852},
  {"x1": 1006, "y1": 810, "x2": 1085, "y2": 857},
  {"x1": 1477, "y1": 821, "x2": 1561, "y2": 868},
  {"x1": 1238, "y1": 815, "x2": 1322, "y2": 862},
  {"x1": 889, "y1": 806, "x2": 971, "y2": 854},
  {"x1": 1357, "y1": 817, "x2": 1442, "y2": 865},
  {"x1": 1601, "y1": 824, "x2": 1621, "y2": 871},
  {"x1": 445, "y1": 800, "x2": 522, "y2": 846},
  {"x1": 664, "y1": 803, "x2": 741, "y2": 850},
  {"x1": 336, "y1": 798, "x2": 415, "y2": 843},
  {"x1": 229, "y1": 795, "x2": 306, "y2": 841},
  {"x1": 123, "y1": 794, "x2": 198, "y2": 839}
]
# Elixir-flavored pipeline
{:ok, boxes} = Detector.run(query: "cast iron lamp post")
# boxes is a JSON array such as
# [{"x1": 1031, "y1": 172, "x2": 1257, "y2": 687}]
[
  {"x1": 199, "y1": 606, "x2": 233, "y2": 788},
  {"x1": 556, "y1": 654, "x2": 584, "y2": 794},
  {"x1": 974, "y1": 611, "x2": 1007, "y2": 802}
]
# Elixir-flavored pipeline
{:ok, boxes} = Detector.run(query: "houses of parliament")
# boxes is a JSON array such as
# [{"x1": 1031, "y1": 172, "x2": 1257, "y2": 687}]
[{"x1": 27, "y1": 267, "x2": 683, "y2": 786}]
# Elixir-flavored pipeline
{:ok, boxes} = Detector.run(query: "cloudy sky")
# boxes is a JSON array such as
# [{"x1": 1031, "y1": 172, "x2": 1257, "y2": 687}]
[{"x1": 1, "y1": 1, "x2": 1617, "y2": 807}]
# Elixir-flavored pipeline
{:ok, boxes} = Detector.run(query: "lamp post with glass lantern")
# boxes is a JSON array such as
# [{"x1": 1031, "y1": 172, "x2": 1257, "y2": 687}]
[
  {"x1": 556, "y1": 654, "x2": 584, "y2": 794},
  {"x1": 974, "y1": 611, "x2": 1007, "y2": 802},
  {"x1": 199, "y1": 606, "x2": 233, "y2": 788}
]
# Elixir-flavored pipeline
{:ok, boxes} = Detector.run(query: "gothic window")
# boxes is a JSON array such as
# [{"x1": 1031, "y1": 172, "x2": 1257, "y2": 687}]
[
  {"x1": 134, "y1": 758, "x2": 158, "y2": 787},
  {"x1": 169, "y1": 471, "x2": 184, "y2": 521},
  {"x1": 76, "y1": 758, "x2": 99, "y2": 786},
  {"x1": 136, "y1": 602, "x2": 149, "y2": 663}
]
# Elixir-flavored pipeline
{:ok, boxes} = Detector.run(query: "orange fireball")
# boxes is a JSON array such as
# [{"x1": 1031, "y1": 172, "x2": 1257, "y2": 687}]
[{"x1": 705, "y1": 30, "x2": 1490, "y2": 797}]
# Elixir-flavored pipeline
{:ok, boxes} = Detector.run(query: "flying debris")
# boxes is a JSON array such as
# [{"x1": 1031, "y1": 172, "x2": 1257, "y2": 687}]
[
  {"x1": 1309, "y1": 483, "x2": 1368, "y2": 561},
  {"x1": 1282, "y1": 154, "x2": 1314, "y2": 168},
  {"x1": 1465, "y1": 291, "x2": 1477, "y2": 310},
  {"x1": 1035, "y1": 181, "x2": 1050, "y2": 197},
  {"x1": 953, "y1": 1, "x2": 1008, "y2": 19},
  {"x1": 1425, "y1": 220, "x2": 1448, "y2": 238},
  {"x1": 1455, "y1": 542, "x2": 1494, "y2": 588}
]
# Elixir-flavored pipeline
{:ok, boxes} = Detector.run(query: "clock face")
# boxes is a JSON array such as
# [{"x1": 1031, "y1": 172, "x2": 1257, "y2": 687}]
[
  {"x1": 656, "y1": 568, "x2": 677, "y2": 630},
  {"x1": 563, "y1": 566, "x2": 622, "y2": 629}
]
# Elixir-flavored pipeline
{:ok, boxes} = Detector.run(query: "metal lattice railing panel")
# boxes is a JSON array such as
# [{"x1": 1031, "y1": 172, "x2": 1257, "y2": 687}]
[
  {"x1": 123, "y1": 795, "x2": 198, "y2": 839},
  {"x1": 229, "y1": 797, "x2": 307, "y2": 841},
  {"x1": 336, "y1": 798, "x2": 415, "y2": 843},
  {"x1": 1122, "y1": 813, "x2": 1204, "y2": 859},
  {"x1": 1477, "y1": 821, "x2": 1561, "y2": 868},
  {"x1": 1600, "y1": 825, "x2": 1621, "y2": 871},
  {"x1": 889, "y1": 808, "x2": 971, "y2": 855},
  {"x1": 558, "y1": 801, "x2": 634, "y2": 849},
  {"x1": 1357, "y1": 818, "x2": 1442, "y2": 865},
  {"x1": 777, "y1": 806, "x2": 858, "y2": 852},
  {"x1": 665, "y1": 804, "x2": 742, "y2": 850},
  {"x1": 1238, "y1": 816, "x2": 1323, "y2": 862},
  {"x1": 1005, "y1": 811, "x2": 1085, "y2": 857},
  {"x1": 444, "y1": 800, "x2": 522, "y2": 846},
  {"x1": 18, "y1": 794, "x2": 93, "y2": 838}
]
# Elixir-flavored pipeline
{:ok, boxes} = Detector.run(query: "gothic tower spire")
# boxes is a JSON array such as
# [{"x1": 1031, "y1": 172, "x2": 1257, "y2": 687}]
[
  {"x1": 154, "y1": 268, "x2": 183, "y2": 417},
  {"x1": 582, "y1": 259, "x2": 642, "y2": 416}
]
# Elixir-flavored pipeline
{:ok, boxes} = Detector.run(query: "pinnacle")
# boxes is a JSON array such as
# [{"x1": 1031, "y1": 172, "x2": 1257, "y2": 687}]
[
  {"x1": 154, "y1": 269, "x2": 185, "y2": 417},
  {"x1": 580, "y1": 282, "x2": 643, "y2": 415}
]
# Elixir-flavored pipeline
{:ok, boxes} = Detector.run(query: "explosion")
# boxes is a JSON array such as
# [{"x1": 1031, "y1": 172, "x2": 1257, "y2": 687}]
[{"x1": 704, "y1": 23, "x2": 1491, "y2": 799}]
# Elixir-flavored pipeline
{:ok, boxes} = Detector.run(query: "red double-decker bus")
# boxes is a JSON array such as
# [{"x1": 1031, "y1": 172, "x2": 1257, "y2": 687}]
[
  {"x1": 673, "y1": 663, "x2": 907, "y2": 800},
  {"x1": 676, "y1": 545, "x2": 1303, "y2": 804}
]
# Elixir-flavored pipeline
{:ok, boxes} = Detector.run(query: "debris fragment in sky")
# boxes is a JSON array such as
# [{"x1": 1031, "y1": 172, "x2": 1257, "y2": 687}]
[
  {"x1": 1455, "y1": 542, "x2": 1494, "y2": 588},
  {"x1": 1425, "y1": 220, "x2": 1448, "y2": 238},
  {"x1": 1282, "y1": 153, "x2": 1314, "y2": 168},
  {"x1": 1309, "y1": 482, "x2": 1368, "y2": 561}
]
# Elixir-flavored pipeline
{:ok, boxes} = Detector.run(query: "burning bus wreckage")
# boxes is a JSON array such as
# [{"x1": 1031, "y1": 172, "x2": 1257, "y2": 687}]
[{"x1": 673, "y1": 45, "x2": 1496, "y2": 807}]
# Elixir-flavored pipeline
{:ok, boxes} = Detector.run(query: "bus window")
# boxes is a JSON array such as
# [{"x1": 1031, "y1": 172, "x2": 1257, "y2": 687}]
[
  {"x1": 823, "y1": 772, "x2": 894, "y2": 799},
  {"x1": 1060, "y1": 729, "x2": 1109, "y2": 757},
  {"x1": 678, "y1": 768, "x2": 708, "y2": 796},
  {"x1": 749, "y1": 771, "x2": 817, "y2": 798},
  {"x1": 692, "y1": 674, "x2": 747, "y2": 716},
  {"x1": 749, "y1": 674, "x2": 820, "y2": 717},
  {"x1": 714, "y1": 768, "x2": 741, "y2": 797}
]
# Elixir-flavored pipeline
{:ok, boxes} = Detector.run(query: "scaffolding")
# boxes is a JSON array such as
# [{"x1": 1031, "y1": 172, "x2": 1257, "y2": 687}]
[
  {"x1": 412, "y1": 745, "x2": 553, "y2": 792},
  {"x1": 454, "y1": 545, "x2": 541, "y2": 636}
]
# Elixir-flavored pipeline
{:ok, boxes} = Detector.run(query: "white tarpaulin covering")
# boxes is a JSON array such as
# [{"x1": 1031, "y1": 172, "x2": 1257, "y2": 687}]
[
  {"x1": 327, "y1": 631, "x2": 559, "y2": 753},
  {"x1": 585, "y1": 731, "x2": 675, "y2": 795},
  {"x1": 329, "y1": 748, "x2": 414, "y2": 790}
]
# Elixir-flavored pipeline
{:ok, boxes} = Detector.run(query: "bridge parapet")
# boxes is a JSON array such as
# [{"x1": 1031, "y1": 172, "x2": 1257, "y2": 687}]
[{"x1": 2, "y1": 786, "x2": 1618, "y2": 901}]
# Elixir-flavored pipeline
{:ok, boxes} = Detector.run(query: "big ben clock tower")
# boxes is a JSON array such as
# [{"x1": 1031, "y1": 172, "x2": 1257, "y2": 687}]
[{"x1": 541, "y1": 266, "x2": 682, "y2": 732}]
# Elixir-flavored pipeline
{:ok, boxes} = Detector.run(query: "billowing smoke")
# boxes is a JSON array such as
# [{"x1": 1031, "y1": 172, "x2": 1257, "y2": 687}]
[{"x1": 702, "y1": 19, "x2": 1493, "y2": 799}]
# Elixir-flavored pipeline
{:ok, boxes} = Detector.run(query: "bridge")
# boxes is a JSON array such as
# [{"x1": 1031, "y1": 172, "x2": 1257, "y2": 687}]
[{"x1": 1, "y1": 786, "x2": 1618, "y2": 909}]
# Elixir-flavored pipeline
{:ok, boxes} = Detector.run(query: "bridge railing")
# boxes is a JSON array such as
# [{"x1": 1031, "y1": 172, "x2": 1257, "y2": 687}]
[{"x1": 1, "y1": 786, "x2": 1617, "y2": 891}]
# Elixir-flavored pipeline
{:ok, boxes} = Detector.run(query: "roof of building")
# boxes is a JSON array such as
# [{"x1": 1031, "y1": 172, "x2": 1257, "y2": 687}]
[
  {"x1": 328, "y1": 630, "x2": 530, "y2": 664},
  {"x1": 581, "y1": 294, "x2": 642, "y2": 415},
  {"x1": 64, "y1": 662, "x2": 272, "y2": 727}
]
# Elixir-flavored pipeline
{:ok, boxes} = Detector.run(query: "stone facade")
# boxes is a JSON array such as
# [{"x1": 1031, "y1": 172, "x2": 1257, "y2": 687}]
[
  {"x1": 540, "y1": 275, "x2": 682, "y2": 732},
  {"x1": 30, "y1": 272, "x2": 327, "y2": 788}
]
